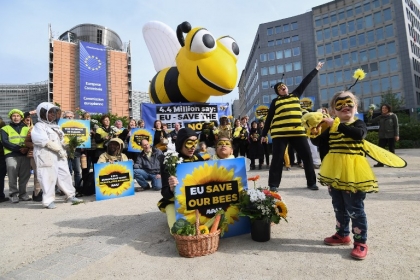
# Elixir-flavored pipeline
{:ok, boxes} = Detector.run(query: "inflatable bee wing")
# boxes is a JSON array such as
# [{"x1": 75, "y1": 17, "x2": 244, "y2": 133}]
[
  {"x1": 142, "y1": 21, "x2": 180, "y2": 72},
  {"x1": 362, "y1": 141, "x2": 407, "y2": 168}
]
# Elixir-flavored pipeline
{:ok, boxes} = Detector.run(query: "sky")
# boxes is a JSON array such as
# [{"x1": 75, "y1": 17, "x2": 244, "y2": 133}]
[{"x1": 0, "y1": 0, "x2": 328, "y2": 103}]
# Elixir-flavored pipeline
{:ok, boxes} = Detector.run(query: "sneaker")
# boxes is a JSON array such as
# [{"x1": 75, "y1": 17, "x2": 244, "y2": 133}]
[
  {"x1": 32, "y1": 191, "x2": 43, "y2": 202},
  {"x1": 373, "y1": 163, "x2": 384, "y2": 167},
  {"x1": 285, "y1": 167, "x2": 291, "y2": 171},
  {"x1": 152, "y1": 187, "x2": 162, "y2": 191},
  {"x1": 66, "y1": 196, "x2": 84, "y2": 204},
  {"x1": 19, "y1": 194, "x2": 32, "y2": 201},
  {"x1": 298, "y1": 163, "x2": 304, "y2": 168},
  {"x1": 351, "y1": 242, "x2": 368, "y2": 260},
  {"x1": 269, "y1": 187, "x2": 278, "y2": 192},
  {"x1": 45, "y1": 202, "x2": 56, "y2": 209},
  {"x1": 313, "y1": 164, "x2": 321, "y2": 169},
  {"x1": 10, "y1": 195, "x2": 19, "y2": 203},
  {"x1": 324, "y1": 233, "x2": 352, "y2": 246},
  {"x1": 307, "y1": 184, "x2": 319, "y2": 191}
]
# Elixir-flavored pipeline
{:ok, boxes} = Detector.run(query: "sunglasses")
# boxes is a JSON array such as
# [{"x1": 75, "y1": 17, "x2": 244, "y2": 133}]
[
  {"x1": 184, "y1": 139, "x2": 198, "y2": 149},
  {"x1": 334, "y1": 97, "x2": 355, "y2": 111},
  {"x1": 217, "y1": 140, "x2": 232, "y2": 147}
]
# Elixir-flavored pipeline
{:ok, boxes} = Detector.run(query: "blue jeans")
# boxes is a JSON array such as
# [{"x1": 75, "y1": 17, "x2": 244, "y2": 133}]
[
  {"x1": 328, "y1": 186, "x2": 368, "y2": 243},
  {"x1": 133, "y1": 169, "x2": 162, "y2": 190},
  {"x1": 67, "y1": 152, "x2": 82, "y2": 188}
]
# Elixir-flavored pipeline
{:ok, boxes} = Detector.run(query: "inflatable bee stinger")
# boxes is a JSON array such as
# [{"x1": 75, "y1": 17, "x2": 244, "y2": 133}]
[{"x1": 143, "y1": 21, "x2": 239, "y2": 104}]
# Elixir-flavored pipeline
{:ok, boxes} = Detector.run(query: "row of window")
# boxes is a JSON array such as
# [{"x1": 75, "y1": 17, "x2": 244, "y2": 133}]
[
  {"x1": 261, "y1": 61, "x2": 301, "y2": 76},
  {"x1": 361, "y1": 94, "x2": 401, "y2": 111},
  {"x1": 414, "y1": 73, "x2": 420, "y2": 88},
  {"x1": 267, "y1": 35, "x2": 299, "y2": 47},
  {"x1": 406, "y1": 7, "x2": 420, "y2": 34},
  {"x1": 410, "y1": 41, "x2": 420, "y2": 59},
  {"x1": 260, "y1": 47, "x2": 300, "y2": 62},
  {"x1": 317, "y1": 25, "x2": 394, "y2": 56},
  {"x1": 413, "y1": 57, "x2": 420, "y2": 73},
  {"x1": 321, "y1": 75, "x2": 400, "y2": 100},
  {"x1": 406, "y1": 0, "x2": 420, "y2": 22},
  {"x1": 408, "y1": 24, "x2": 420, "y2": 46},
  {"x1": 262, "y1": 76, "x2": 303, "y2": 90},
  {"x1": 267, "y1": 22, "x2": 298, "y2": 36},
  {"x1": 314, "y1": 0, "x2": 388, "y2": 27},
  {"x1": 320, "y1": 58, "x2": 399, "y2": 87},
  {"x1": 321, "y1": 42, "x2": 396, "y2": 72}
]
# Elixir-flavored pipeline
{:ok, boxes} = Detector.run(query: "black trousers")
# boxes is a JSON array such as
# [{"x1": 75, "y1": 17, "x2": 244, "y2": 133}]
[
  {"x1": 269, "y1": 136, "x2": 316, "y2": 189},
  {"x1": 378, "y1": 138, "x2": 396, "y2": 153}
]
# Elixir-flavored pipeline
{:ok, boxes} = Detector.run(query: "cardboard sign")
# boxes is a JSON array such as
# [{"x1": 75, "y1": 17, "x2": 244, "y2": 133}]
[
  {"x1": 127, "y1": 128, "x2": 155, "y2": 152},
  {"x1": 58, "y1": 119, "x2": 91, "y2": 148}
]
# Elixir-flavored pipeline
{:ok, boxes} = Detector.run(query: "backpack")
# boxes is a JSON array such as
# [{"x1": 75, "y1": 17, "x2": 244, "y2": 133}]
[{"x1": 78, "y1": 172, "x2": 96, "y2": 196}]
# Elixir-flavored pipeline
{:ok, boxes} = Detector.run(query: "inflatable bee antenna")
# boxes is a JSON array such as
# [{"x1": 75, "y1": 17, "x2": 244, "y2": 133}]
[{"x1": 176, "y1": 21, "x2": 192, "y2": 47}]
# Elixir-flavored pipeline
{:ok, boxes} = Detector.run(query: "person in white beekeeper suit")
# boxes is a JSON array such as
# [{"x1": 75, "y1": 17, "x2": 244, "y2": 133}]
[{"x1": 31, "y1": 102, "x2": 83, "y2": 209}]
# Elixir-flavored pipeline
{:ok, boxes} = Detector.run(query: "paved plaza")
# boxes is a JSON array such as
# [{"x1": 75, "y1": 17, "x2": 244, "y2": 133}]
[{"x1": 1, "y1": 149, "x2": 419, "y2": 279}]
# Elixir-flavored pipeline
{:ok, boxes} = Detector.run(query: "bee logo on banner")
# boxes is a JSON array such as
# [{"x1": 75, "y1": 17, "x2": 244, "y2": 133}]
[
  {"x1": 141, "y1": 102, "x2": 230, "y2": 133},
  {"x1": 94, "y1": 161, "x2": 135, "y2": 201},
  {"x1": 58, "y1": 119, "x2": 91, "y2": 148},
  {"x1": 300, "y1": 96, "x2": 316, "y2": 112},
  {"x1": 127, "y1": 128, "x2": 155, "y2": 152},
  {"x1": 174, "y1": 157, "x2": 251, "y2": 238}
]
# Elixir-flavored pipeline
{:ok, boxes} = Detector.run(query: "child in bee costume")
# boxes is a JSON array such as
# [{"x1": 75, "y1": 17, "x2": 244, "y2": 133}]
[{"x1": 31, "y1": 102, "x2": 83, "y2": 209}]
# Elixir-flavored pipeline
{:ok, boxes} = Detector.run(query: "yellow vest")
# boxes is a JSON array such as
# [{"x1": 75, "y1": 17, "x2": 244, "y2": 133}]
[{"x1": 1, "y1": 125, "x2": 29, "y2": 155}]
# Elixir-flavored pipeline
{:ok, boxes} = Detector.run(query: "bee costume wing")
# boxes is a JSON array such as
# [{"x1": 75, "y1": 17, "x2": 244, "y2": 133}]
[
  {"x1": 142, "y1": 21, "x2": 180, "y2": 72},
  {"x1": 362, "y1": 140, "x2": 407, "y2": 168}
]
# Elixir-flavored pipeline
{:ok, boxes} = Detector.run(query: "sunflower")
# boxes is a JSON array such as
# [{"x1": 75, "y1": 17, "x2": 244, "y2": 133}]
[
  {"x1": 176, "y1": 162, "x2": 243, "y2": 227},
  {"x1": 96, "y1": 163, "x2": 132, "y2": 196},
  {"x1": 130, "y1": 129, "x2": 153, "y2": 151},
  {"x1": 61, "y1": 120, "x2": 89, "y2": 144},
  {"x1": 274, "y1": 201, "x2": 288, "y2": 219}
]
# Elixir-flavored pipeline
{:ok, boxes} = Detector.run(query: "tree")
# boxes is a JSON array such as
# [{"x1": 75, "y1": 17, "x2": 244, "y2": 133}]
[{"x1": 380, "y1": 88, "x2": 404, "y2": 111}]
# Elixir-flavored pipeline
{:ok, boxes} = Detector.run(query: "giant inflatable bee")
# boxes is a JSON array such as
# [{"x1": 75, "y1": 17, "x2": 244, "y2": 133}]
[{"x1": 143, "y1": 21, "x2": 239, "y2": 103}]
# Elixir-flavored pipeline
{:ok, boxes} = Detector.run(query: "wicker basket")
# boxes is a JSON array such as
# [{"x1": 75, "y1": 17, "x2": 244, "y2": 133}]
[{"x1": 173, "y1": 210, "x2": 221, "y2": 258}]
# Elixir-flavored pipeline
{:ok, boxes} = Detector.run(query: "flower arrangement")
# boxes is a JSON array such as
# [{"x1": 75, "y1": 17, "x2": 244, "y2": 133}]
[
  {"x1": 236, "y1": 176, "x2": 288, "y2": 224},
  {"x1": 163, "y1": 150, "x2": 184, "y2": 176}
]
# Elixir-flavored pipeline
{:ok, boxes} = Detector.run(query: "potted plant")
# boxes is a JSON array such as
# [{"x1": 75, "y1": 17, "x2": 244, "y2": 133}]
[{"x1": 236, "y1": 175, "x2": 288, "y2": 242}]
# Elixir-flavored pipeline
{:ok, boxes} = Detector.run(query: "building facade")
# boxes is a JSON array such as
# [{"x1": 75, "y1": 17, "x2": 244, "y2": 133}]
[
  {"x1": 239, "y1": 0, "x2": 420, "y2": 120},
  {"x1": 132, "y1": 90, "x2": 151, "y2": 121},
  {"x1": 49, "y1": 23, "x2": 133, "y2": 117}
]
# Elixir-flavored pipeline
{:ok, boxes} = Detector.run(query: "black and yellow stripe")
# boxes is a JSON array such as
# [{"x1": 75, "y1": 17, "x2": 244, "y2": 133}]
[
  {"x1": 149, "y1": 67, "x2": 189, "y2": 104},
  {"x1": 270, "y1": 94, "x2": 305, "y2": 138}
]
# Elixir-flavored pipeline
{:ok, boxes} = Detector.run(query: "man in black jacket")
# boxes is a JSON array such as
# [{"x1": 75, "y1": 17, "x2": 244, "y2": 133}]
[{"x1": 133, "y1": 139, "x2": 164, "y2": 191}]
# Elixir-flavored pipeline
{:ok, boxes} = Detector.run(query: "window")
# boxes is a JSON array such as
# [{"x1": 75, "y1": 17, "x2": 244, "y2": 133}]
[
  {"x1": 263, "y1": 95, "x2": 270, "y2": 103},
  {"x1": 333, "y1": 40, "x2": 340, "y2": 52},
  {"x1": 376, "y1": 27, "x2": 384, "y2": 40},
  {"x1": 275, "y1": 26, "x2": 282, "y2": 34},
  {"x1": 363, "y1": 98, "x2": 371, "y2": 111},
  {"x1": 341, "y1": 38, "x2": 348, "y2": 50},
  {"x1": 329, "y1": 87, "x2": 337, "y2": 99},
  {"x1": 293, "y1": 47, "x2": 300, "y2": 56},
  {"x1": 324, "y1": 28, "x2": 331, "y2": 40},
  {"x1": 351, "y1": 51, "x2": 358, "y2": 63},
  {"x1": 346, "y1": 7, "x2": 353, "y2": 17},
  {"x1": 355, "y1": 4, "x2": 362, "y2": 14},
  {"x1": 383, "y1": 8, "x2": 392, "y2": 21},
  {"x1": 362, "y1": 80, "x2": 370, "y2": 94},
  {"x1": 374, "y1": 11, "x2": 382, "y2": 24},
  {"x1": 267, "y1": 28, "x2": 274, "y2": 36},
  {"x1": 284, "y1": 49, "x2": 292, "y2": 58},
  {"x1": 268, "y1": 40, "x2": 275, "y2": 47},
  {"x1": 321, "y1": 89, "x2": 328, "y2": 100},
  {"x1": 369, "y1": 48, "x2": 377, "y2": 60},
  {"x1": 277, "y1": 64, "x2": 284, "y2": 73},
  {"x1": 320, "y1": 74, "x2": 327, "y2": 86},
  {"x1": 360, "y1": 50, "x2": 368, "y2": 62},
  {"x1": 326, "y1": 57, "x2": 334, "y2": 69},
  {"x1": 276, "y1": 39, "x2": 282, "y2": 45},
  {"x1": 338, "y1": 9, "x2": 345, "y2": 20},
  {"x1": 382, "y1": 0, "x2": 390, "y2": 4},
  {"x1": 358, "y1": 33, "x2": 366, "y2": 46},
  {"x1": 331, "y1": 13, "x2": 337, "y2": 23},
  {"x1": 325, "y1": 43, "x2": 332, "y2": 54},
  {"x1": 379, "y1": 60, "x2": 388, "y2": 74},
  {"x1": 348, "y1": 21, "x2": 355, "y2": 32},
  {"x1": 349, "y1": 35, "x2": 357, "y2": 47},
  {"x1": 370, "y1": 62, "x2": 378, "y2": 76},
  {"x1": 342, "y1": 53, "x2": 350, "y2": 66},
  {"x1": 295, "y1": 76, "x2": 302, "y2": 85},
  {"x1": 387, "y1": 41, "x2": 396, "y2": 54},
  {"x1": 356, "y1": 18, "x2": 364, "y2": 29},
  {"x1": 344, "y1": 69, "x2": 352, "y2": 81},
  {"x1": 378, "y1": 44, "x2": 386, "y2": 57},
  {"x1": 283, "y1": 24, "x2": 290, "y2": 32},
  {"x1": 339, "y1": 23, "x2": 347, "y2": 35},
  {"x1": 260, "y1": 53, "x2": 267, "y2": 62},
  {"x1": 293, "y1": 61, "x2": 301, "y2": 70},
  {"x1": 285, "y1": 63, "x2": 293, "y2": 72},
  {"x1": 381, "y1": 77, "x2": 390, "y2": 91},
  {"x1": 268, "y1": 52, "x2": 275, "y2": 61},
  {"x1": 262, "y1": 81, "x2": 269, "y2": 89},
  {"x1": 283, "y1": 37, "x2": 290, "y2": 43},
  {"x1": 323, "y1": 16, "x2": 330, "y2": 25},
  {"x1": 391, "y1": 75, "x2": 400, "y2": 90},
  {"x1": 286, "y1": 77, "x2": 293, "y2": 86},
  {"x1": 317, "y1": 45, "x2": 324, "y2": 56},
  {"x1": 363, "y1": 2, "x2": 371, "y2": 12},
  {"x1": 372, "y1": 79, "x2": 381, "y2": 93},
  {"x1": 261, "y1": 67, "x2": 268, "y2": 76},
  {"x1": 332, "y1": 25, "x2": 339, "y2": 37},
  {"x1": 292, "y1": 35, "x2": 299, "y2": 41},
  {"x1": 291, "y1": 22, "x2": 298, "y2": 30},
  {"x1": 385, "y1": 24, "x2": 394, "y2": 38},
  {"x1": 372, "y1": 0, "x2": 380, "y2": 8},
  {"x1": 269, "y1": 66, "x2": 276, "y2": 75},
  {"x1": 367, "y1": 30, "x2": 375, "y2": 43},
  {"x1": 389, "y1": 58, "x2": 398, "y2": 72},
  {"x1": 315, "y1": 17, "x2": 322, "y2": 27},
  {"x1": 97, "y1": 29, "x2": 102, "y2": 44},
  {"x1": 328, "y1": 72, "x2": 335, "y2": 84},
  {"x1": 334, "y1": 55, "x2": 342, "y2": 67},
  {"x1": 270, "y1": 80, "x2": 277, "y2": 87},
  {"x1": 276, "y1": 50, "x2": 283, "y2": 59},
  {"x1": 336, "y1": 70, "x2": 343, "y2": 83},
  {"x1": 365, "y1": 15, "x2": 373, "y2": 29}
]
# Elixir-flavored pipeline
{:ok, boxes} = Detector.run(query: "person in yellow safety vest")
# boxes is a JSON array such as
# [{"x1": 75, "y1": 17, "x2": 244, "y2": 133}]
[{"x1": 0, "y1": 109, "x2": 31, "y2": 203}]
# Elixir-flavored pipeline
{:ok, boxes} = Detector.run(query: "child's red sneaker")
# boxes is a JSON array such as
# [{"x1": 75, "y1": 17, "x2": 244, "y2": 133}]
[
  {"x1": 324, "y1": 233, "x2": 352, "y2": 246},
  {"x1": 351, "y1": 242, "x2": 368, "y2": 260}
]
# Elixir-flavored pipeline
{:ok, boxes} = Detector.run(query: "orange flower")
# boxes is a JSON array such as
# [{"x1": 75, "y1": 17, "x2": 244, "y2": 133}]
[
  {"x1": 248, "y1": 175, "x2": 260, "y2": 181},
  {"x1": 271, "y1": 192, "x2": 281, "y2": 200}
]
